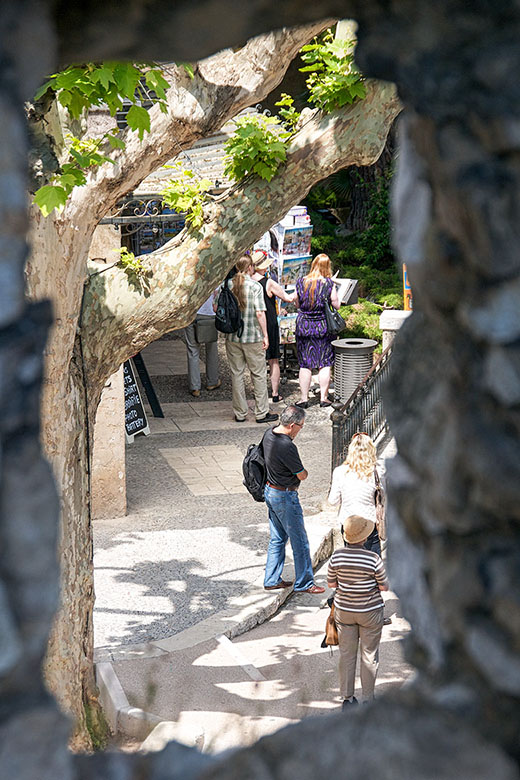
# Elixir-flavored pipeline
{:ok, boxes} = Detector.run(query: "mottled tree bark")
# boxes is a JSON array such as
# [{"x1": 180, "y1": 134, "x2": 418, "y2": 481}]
[
  {"x1": 0, "y1": 1, "x2": 73, "y2": 778},
  {"x1": 25, "y1": 22, "x2": 331, "y2": 748}
]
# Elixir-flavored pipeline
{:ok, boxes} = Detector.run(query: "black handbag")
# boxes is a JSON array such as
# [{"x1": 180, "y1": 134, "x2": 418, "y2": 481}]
[
  {"x1": 194, "y1": 315, "x2": 218, "y2": 344},
  {"x1": 324, "y1": 303, "x2": 344, "y2": 336}
]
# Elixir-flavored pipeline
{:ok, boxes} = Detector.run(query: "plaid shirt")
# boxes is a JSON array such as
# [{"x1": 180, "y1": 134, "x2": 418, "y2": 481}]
[{"x1": 226, "y1": 276, "x2": 266, "y2": 343}]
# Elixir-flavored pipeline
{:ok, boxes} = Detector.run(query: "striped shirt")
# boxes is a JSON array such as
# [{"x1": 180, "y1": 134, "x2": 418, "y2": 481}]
[
  {"x1": 327, "y1": 546, "x2": 388, "y2": 612},
  {"x1": 225, "y1": 276, "x2": 266, "y2": 343}
]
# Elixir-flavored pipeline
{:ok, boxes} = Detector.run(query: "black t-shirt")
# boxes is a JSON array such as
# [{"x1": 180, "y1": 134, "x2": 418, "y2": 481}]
[{"x1": 262, "y1": 427, "x2": 304, "y2": 488}]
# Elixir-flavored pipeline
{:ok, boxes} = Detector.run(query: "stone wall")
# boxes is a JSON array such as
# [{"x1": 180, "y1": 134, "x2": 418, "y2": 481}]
[{"x1": 1, "y1": 1, "x2": 520, "y2": 779}]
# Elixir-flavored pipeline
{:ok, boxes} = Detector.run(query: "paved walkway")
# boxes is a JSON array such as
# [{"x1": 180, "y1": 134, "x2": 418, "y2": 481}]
[{"x1": 93, "y1": 335, "x2": 412, "y2": 751}]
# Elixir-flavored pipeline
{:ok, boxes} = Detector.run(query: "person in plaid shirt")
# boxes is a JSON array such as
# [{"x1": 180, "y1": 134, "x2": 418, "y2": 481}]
[{"x1": 225, "y1": 255, "x2": 278, "y2": 424}]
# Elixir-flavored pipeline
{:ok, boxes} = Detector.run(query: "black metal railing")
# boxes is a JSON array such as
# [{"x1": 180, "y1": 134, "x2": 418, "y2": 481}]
[{"x1": 331, "y1": 345, "x2": 393, "y2": 471}]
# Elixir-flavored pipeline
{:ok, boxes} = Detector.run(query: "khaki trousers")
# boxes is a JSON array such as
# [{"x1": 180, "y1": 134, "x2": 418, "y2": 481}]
[
  {"x1": 335, "y1": 606, "x2": 384, "y2": 701},
  {"x1": 225, "y1": 339, "x2": 268, "y2": 420}
]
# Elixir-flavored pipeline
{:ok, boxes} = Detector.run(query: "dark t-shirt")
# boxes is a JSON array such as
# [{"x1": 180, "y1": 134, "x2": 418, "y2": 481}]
[{"x1": 262, "y1": 427, "x2": 304, "y2": 488}]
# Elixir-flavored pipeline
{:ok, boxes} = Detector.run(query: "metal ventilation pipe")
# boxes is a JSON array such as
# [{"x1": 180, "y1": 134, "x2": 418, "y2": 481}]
[{"x1": 332, "y1": 338, "x2": 378, "y2": 403}]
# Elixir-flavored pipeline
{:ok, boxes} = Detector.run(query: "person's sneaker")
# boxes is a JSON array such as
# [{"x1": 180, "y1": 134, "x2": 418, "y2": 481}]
[
  {"x1": 207, "y1": 380, "x2": 221, "y2": 391},
  {"x1": 342, "y1": 697, "x2": 358, "y2": 711},
  {"x1": 190, "y1": 389, "x2": 200, "y2": 398},
  {"x1": 234, "y1": 416, "x2": 246, "y2": 423},
  {"x1": 256, "y1": 413, "x2": 278, "y2": 423}
]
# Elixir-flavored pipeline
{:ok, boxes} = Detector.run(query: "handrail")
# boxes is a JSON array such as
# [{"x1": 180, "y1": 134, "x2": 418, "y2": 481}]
[{"x1": 331, "y1": 344, "x2": 393, "y2": 472}]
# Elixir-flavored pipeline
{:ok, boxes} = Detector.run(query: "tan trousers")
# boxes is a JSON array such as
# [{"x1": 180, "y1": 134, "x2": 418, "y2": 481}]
[
  {"x1": 225, "y1": 339, "x2": 268, "y2": 420},
  {"x1": 335, "y1": 606, "x2": 384, "y2": 701}
]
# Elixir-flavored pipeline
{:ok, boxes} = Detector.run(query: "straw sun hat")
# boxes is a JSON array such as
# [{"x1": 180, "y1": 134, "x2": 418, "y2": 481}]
[
  {"x1": 252, "y1": 249, "x2": 274, "y2": 272},
  {"x1": 342, "y1": 515, "x2": 375, "y2": 544}
]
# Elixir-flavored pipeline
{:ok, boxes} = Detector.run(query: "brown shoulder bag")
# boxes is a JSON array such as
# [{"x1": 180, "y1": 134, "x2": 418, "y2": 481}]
[
  {"x1": 374, "y1": 467, "x2": 386, "y2": 542},
  {"x1": 320, "y1": 601, "x2": 339, "y2": 648}
]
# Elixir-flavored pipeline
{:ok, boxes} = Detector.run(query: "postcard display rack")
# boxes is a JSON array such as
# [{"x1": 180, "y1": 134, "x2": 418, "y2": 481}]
[
  {"x1": 253, "y1": 205, "x2": 313, "y2": 344},
  {"x1": 253, "y1": 205, "x2": 313, "y2": 378}
]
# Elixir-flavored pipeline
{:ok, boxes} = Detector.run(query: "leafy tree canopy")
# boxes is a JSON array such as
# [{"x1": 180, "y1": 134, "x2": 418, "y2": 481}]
[
  {"x1": 32, "y1": 62, "x2": 172, "y2": 215},
  {"x1": 33, "y1": 27, "x2": 366, "y2": 218}
]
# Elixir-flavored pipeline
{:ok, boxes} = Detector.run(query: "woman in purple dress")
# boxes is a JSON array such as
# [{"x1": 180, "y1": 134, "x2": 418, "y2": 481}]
[{"x1": 293, "y1": 254, "x2": 340, "y2": 407}]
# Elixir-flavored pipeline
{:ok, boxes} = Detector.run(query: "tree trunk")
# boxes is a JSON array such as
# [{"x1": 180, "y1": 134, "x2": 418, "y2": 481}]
[
  {"x1": 24, "y1": 23, "x2": 332, "y2": 747},
  {"x1": 342, "y1": 128, "x2": 395, "y2": 232}
]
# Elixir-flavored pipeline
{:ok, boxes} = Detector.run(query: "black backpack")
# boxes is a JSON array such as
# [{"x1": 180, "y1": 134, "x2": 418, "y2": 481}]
[
  {"x1": 242, "y1": 435, "x2": 267, "y2": 502},
  {"x1": 215, "y1": 276, "x2": 244, "y2": 337}
]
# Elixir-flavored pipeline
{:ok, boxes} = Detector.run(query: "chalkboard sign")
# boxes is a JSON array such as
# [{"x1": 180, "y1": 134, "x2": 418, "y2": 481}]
[{"x1": 124, "y1": 360, "x2": 150, "y2": 442}]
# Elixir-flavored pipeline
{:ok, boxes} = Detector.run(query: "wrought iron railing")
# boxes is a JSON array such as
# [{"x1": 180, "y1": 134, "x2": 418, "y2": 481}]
[{"x1": 331, "y1": 345, "x2": 393, "y2": 471}]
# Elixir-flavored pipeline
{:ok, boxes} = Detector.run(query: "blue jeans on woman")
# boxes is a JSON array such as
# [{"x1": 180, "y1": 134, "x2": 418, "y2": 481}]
[
  {"x1": 364, "y1": 526, "x2": 381, "y2": 556},
  {"x1": 264, "y1": 485, "x2": 314, "y2": 591}
]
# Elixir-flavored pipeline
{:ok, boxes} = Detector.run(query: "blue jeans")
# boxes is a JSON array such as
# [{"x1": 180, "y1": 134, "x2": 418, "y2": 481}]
[
  {"x1": 264, "y1": 485, "x2": 314, "y2": 591},
  {"x1": 364, "y1": 527, "x2": 381, "y2": 556}
]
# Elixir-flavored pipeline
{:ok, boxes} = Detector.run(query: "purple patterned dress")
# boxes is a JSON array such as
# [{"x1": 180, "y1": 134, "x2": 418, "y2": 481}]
[{"x1": 295, "y1": 277, "x2": 334, "y2": 369}]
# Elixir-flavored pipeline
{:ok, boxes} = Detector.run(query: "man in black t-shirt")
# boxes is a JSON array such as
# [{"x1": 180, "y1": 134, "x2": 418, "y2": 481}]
[{"x1": 262, "y1": 405, "x2": 325, "y2": 594}]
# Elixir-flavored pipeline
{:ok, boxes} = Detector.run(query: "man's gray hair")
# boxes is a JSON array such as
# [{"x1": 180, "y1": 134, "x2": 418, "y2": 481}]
[{"x1": 280, "y1": 405, "x2": 306, "y2": 426}]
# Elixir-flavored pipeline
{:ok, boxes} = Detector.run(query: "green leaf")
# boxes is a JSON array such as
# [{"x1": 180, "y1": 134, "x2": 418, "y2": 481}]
[
  {"x1": 33, "y1": 184, "x2": 68, "y2": 216},
  {"x1": 145, "y1": 69, "x2": 170, "y2": 98},
  {"x1": 92, "y1": 65, "x2": 114, "y2": 90},
  {"x1": 54, "y1": 67, "x2": 86, "y2": 89},
  {"x1": 106, "y1": 133, "x2": 126, "y2": 150},
  {"x1": 34, "y1": 78, "x2": 55, "y2": 100},
  {"x1": 126, "y1": 104, "x2": 151, "y2": 140},
  {"x1": 68, "y1": 90, "x2": 89, "y2": 119},
  {"x1": 59, "y1": 169, "x2": 87, "y2": 187},
  {"x1": 181, "y1": 63, "x2": 195, "y2": 79},
  {"x1": 113, "y1": 63, "x2": 140, "y2": 100}
]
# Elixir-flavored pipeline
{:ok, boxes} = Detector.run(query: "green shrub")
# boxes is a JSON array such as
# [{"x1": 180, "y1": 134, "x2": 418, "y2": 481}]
[
  {"x1": 305, "y1": 206, "x2": 337, "y2": 238},
  {"x1": 339, "y1": 263, "x2": 402, "y2": 305},
  {"x1": 311, "y1": 234, "x2": 338, "y2": 254},
  {"x1": 376, "y1": 291, "x2": 402, "y2": 308},
  {"x1": 339, "y1": 299, "x2": 383, "y2": 351}
]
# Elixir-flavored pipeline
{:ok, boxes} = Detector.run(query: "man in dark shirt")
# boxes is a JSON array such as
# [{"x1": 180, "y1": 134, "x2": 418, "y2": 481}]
[{"x1": 262, "y1": 405, "x2": 325, "y2": 594}]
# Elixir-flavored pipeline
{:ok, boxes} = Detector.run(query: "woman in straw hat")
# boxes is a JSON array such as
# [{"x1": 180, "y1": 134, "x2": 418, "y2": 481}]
[
  {"x1": 327, "y1": 515, "x2": 389, "y2": 709},
  {"x1": 251, "y1": 249, "x2": 295, "y2": 403}
]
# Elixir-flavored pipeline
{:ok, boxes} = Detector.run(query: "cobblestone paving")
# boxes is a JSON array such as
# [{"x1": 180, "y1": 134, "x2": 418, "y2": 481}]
[{"x1": 160, "y1": 444, "x2": 247, "y2": 496}]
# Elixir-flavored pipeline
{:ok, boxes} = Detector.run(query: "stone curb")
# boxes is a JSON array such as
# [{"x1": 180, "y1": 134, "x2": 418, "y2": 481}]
[{"x1": 94, "y1": 510, "x2": 341, "y2": 746}]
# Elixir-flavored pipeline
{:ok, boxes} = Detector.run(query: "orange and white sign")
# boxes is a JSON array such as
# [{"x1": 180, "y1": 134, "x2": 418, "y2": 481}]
[{"x1": 403, "y1": 264, "x2": 413, "y2": 311}]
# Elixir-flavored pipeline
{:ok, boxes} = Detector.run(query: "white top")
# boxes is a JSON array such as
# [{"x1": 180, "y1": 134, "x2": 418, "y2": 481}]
[
  {"x1": 328, "y1": 466, "x2": 377, "y2": 523},
  {"x1": 197, "y1": 294, "x2": 216, "y2": 317}
]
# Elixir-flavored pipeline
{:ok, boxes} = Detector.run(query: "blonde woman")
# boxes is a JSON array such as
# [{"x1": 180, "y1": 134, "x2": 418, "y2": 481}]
[
  {"x1": 328, "y1": 432, "x2": 382, "y2": 555},
  {"x1": 293, "y1": 254, "x2": 340, "y2": 407},
  {"x1": 224, "y1": 255, "x2": 278, "y2": 424}
]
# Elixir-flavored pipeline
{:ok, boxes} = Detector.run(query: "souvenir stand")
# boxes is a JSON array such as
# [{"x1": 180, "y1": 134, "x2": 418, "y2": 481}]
[
  {"x1": 255, "y1": 206, "x2": 313, "y2": 382},
  {"x1": 254, "y1": 206, "x2": 360, "y2": 385}
]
